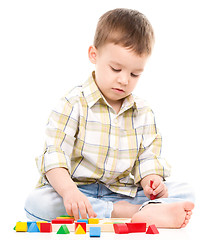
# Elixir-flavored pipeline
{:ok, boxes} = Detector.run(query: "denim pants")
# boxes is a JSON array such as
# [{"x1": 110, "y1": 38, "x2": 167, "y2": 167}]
[{"x1": 24, "y1": 181, "x2": 195, "y2": 221}]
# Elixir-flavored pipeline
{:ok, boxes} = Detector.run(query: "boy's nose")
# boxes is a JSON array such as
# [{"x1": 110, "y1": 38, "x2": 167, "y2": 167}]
[{"x1": 117, "y1": 74, "x2": 129, "y2": 85}]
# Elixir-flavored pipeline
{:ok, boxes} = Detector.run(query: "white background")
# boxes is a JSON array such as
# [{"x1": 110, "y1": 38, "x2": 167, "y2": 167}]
[{"x1": 0, "y1": 0, "x2": 215, "y2": 232}]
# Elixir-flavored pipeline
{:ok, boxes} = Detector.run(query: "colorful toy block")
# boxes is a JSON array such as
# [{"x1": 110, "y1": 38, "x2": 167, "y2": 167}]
[
  {"x1": 113, "y1": 223, "x2": 129, "y2": 234},
  {"x1": 89, "y1": 227, "x2": 101, "y2": 237},
  {"x1": 77, "y1": 219, "x2": 88, "y2": 224},
  {"x1": 75, "y1": 222, "x2": 86, "y2": 232},
  {"x1": 36, "y1": 221, "x2": 48, "y2": 230},
  {"x1": 52, "y1": 223, "x2": 74, "y2": 232},
  {"x1": 15, "y1": 222, "x2": 28, "y2": 232},
  {"x1": 57, "y1": 224, "x2": 70, "y2": 234},
  {"x1": 27, "y1": 222, "x2": 40, "y2": 232},
  {"x1": 75, "y1": 224, "x2": 86, "y2": 234},
  {"x1": 150, "y1": 180, "x2": 158, "y2": 200},
  {"x1": 126, "y1": 222, "x2": 146, "y2": 233},
  {"x1": 52, "y1": 218, "x2": 74, "y2": 224},
  {"x1": 88, "y1": 218, "x2": 99, "y2": 224},
  {"x1": 57, "y1": 215, "x2": 74, "y2": 219},
  {"x1": 40, "y1": 222, "x2": 52, "y2": 233},
  {"x1": 146, "y1": 224, "x2": 159, "y2": 234}
]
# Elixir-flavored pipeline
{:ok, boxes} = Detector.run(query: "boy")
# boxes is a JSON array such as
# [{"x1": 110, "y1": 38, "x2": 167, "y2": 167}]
[{"x1": 25, "y1": 8, "x2": 194, "y2": 228}]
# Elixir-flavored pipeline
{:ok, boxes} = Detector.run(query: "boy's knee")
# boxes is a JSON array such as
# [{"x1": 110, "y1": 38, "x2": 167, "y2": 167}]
[
  {"x1": 24, "y1": 185, "x2": 66, "y2": 221},
  {"x1": 166, "y1": 181, "x2": 195, "y2": 203}
]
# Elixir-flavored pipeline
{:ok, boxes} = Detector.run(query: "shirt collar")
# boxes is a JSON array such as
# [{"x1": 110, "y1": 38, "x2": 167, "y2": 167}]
[{"x1": 82, "y1": 71, "x2": 139, "y2": 112}]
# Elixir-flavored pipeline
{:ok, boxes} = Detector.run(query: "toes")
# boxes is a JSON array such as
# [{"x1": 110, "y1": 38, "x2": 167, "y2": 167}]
[
  {"x1": 186, "y1": 210, "x2": 192, "y2": 216},
  {"x1": 181, "y1": 219, "x2": 189, "y2": 228},
  {"x1": 184, "y1": 201, "x2": 195, "y2": 211}
]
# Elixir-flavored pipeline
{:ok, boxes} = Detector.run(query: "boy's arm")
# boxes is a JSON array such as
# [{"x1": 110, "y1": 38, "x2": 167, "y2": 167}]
[
  {"x1": 132, "y1": 107, "x2": 171, "y2": 198},
  {"x1": 46, "y1": 167, "x2": 97, "y2": 220}
]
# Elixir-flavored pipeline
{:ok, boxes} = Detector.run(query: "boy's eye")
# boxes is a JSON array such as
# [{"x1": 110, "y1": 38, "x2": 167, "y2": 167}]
[
  {"x1": 131, "y1": 73, "x2": 139, "y2": 78},
  {"x1": 110, "y1": 66, "x2": 121, "y2": 72}
]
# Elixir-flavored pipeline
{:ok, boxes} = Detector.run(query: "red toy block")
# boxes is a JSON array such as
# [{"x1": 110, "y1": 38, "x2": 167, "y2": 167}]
[
  {"x1": 113, "y1": 223, "x2": 129, "y2": 234},
  {"x1": 40, "y1": 222, "x2": 52, "y2": 233},
  {"x1": 150, "y1": 180, "x2": 157, "y2": 200},
  {"x1": 75, "y1": 222, "x2": 86, "y2": 232},
  {"x1": 146, "y1": 224, "x2": 159, "y2": 234},
  {"x1": 126, "y1": 222, "x2": 146, "y2": 233},
  {"x1": 52, "y1": 218, "x2": 74, "y2": 224}
]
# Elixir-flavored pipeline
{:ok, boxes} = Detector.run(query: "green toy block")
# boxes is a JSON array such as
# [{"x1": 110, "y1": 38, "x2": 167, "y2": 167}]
[{"x1": 56, "y1": 224, "x2": 70, "y2": 234}]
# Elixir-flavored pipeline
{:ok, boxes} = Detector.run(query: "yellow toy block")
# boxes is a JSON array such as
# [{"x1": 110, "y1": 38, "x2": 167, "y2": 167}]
[
  {"x1": 16, "y1": 222, "x2": 27, "y2": 232},
  {"x1": 36, "y1": 221, "x2": 47, "y2": 231},
  {"x1": 88, "y1": 218, "x2": 99, "y2": 224},
  {"x1": 75, "y1": 224, "x2": 86, "y2": 234}
]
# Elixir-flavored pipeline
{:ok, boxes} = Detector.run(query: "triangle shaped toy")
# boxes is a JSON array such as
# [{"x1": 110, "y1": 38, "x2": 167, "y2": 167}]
[
  {"x1": 75, "y1": 224, "x2": 86, "y2": 234},
  {"x1": 146, "y1": 224, "x2": 159, "y2": 234},
  {"x1": 27, "y1": 222, "x2": 40, "y2": 232},
  {"x1": 57, "y1": 224, "x2": 70, "y2": 234}
]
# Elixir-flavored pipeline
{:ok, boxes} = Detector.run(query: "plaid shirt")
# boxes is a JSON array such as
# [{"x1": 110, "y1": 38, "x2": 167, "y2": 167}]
[{"x1": 36, "y1": 72, "x2": 171, "y2": 197}]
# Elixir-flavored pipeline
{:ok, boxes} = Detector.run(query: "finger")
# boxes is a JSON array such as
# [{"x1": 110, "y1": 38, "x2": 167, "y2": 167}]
[
  {"x1": 152, "y1": 178, "x2": 162, "y2": 189},
  {"x1": 153, "y1": 182, "x2": 165, "y2": 195},
  {"x1": 144, "y1": 184, "x2": 153, "y2": 195},
  {"x1": 78, "y1": 201, "x2": 88, "y2": 219},
  {"x1": 65, "y1": 203, "x2": 73, "y2": 217},
  {"x1": 85, "y1": 201, "x2": 97, "y2": 218},
  {"x1": 155, "y1": 187, "x2": 168, "y2": 198},
  {"x1": 71, "y1": 203, "x2": 79, "y2": 221}
]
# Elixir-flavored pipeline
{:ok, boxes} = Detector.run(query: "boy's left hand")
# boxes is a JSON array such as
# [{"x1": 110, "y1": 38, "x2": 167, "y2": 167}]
[{"x1": 140, "y1": 174, "x2": 168, "y2": 199}]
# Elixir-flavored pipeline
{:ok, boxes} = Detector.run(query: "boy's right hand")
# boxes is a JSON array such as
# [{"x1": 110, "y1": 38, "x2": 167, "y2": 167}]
[{"x1": 62, "y1": 187, "x2": 97, "y2": 220}]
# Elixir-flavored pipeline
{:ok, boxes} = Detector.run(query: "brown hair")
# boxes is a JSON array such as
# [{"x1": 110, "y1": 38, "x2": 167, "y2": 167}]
[{"x1": 93, "y1": 8, "x2": 155, "y2": 56}]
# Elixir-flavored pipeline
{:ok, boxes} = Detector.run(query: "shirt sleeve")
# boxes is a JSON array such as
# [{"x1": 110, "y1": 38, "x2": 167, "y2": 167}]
[
  {"x1": 35, "y1": 95, "x2": 80, "y2": 177},
  {"x1": 132, "y1": 108, "x2": 171, "y2": 184}
]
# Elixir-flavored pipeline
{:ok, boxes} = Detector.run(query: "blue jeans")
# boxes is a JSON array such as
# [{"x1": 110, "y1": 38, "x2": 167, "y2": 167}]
[{"x1": 24, "y1": 181, "x2": 195, "y2": 221}]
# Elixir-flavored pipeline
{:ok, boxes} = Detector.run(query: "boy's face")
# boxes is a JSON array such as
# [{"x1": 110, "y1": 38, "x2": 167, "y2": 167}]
[{"x1": 88, "y1": 43, "x2": 148, "y2": 111}]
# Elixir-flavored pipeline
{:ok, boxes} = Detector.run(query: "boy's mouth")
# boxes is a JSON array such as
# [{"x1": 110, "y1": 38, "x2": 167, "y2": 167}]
[{"x1": 112, "y1": 88, "x2": 125, "y2": 93}]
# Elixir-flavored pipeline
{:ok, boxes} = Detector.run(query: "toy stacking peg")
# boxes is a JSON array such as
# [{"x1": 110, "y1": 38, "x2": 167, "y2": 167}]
[{"x1": 150, "y1": 180, "x2": 157, "y2": 200}]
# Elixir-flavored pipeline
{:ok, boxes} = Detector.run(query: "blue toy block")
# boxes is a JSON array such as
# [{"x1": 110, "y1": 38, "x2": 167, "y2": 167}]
[
  {"x1": 77, "y1": 219, "x2": 88, "y2": 224},
  {"x1": 27, "y1": 222, "x2": 40, "y2": 232},
  {"x1": 89, "y1": 227, "x2": 101, "y2": 237},
  {"x1": 27, "y1": 221, "x2": 36, "y2": 229}
]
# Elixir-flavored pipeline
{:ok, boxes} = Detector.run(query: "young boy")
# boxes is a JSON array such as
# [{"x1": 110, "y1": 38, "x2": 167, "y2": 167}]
[{"x1": 25, "y1": 8, "x2": 194, "y2": 228}]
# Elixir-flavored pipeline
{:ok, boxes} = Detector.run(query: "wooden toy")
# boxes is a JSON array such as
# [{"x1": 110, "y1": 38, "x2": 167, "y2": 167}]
[
  {"x1": 40, "y1": 222, "x2": 52, "y2": 233},
  {"x1": 27, "y1": 222, "x2": 40, "y2": 232},
  {"x1": 146, "y1": 224, "x2": 159, "y2": 234},
  {"x1": 77, "y1": 219, "x2": 88, "y2": 224},
  {"x1": 126, "y1": 222, "x2": 146, "y2": 233},
  {"x1": 88, "y1": 218, "x2": 100, "y2": 224},
  {"x1": 150, "y1": 180, "x2": 157, "y2": 200},
  {"x1": 36, "y1": 221, "x2": 47, "y2": 230},
  {"x1": 52, "y1": 218, "x2": 74, "y2": 224},
  {"x1": 15, "y1": 218, "x2": 132, "y2": 233},
  {"x1": 15, "y1": 222, "x2": 27, "y2": 232},
  {"x1": 75, "y1": 222, "x2": 87, "y2": 232},
  {"x1": 89, "y1": 227, "x2": 101, "y2": 237},
  {"x1": 56, "y1": 224, "x2": 70, "y2": 234},
  {"x1": 75, "y1": 224, "x2": 86, "y2": 234},
  {"x1": 113, "y1": 223, "x2": 129, "y2": 234}
]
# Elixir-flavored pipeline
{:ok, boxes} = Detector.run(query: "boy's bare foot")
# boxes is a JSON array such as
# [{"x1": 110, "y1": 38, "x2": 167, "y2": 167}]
[
  {"x1": 131, "y1": 201, "x2": 194, "y2": 228},
  {"x1": 111, "y1": 201, "x2": 142, "y2": 218}
]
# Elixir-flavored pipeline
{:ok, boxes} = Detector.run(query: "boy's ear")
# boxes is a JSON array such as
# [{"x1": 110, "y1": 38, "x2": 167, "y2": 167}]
[{"x1": 88, "y1": 45, "x2": 97, "y2": 64}]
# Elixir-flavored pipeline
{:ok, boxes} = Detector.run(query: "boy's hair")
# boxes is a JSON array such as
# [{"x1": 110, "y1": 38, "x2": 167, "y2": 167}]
[{"x1": 94, "y1": 8, "x2": 155, "y2": 56}]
